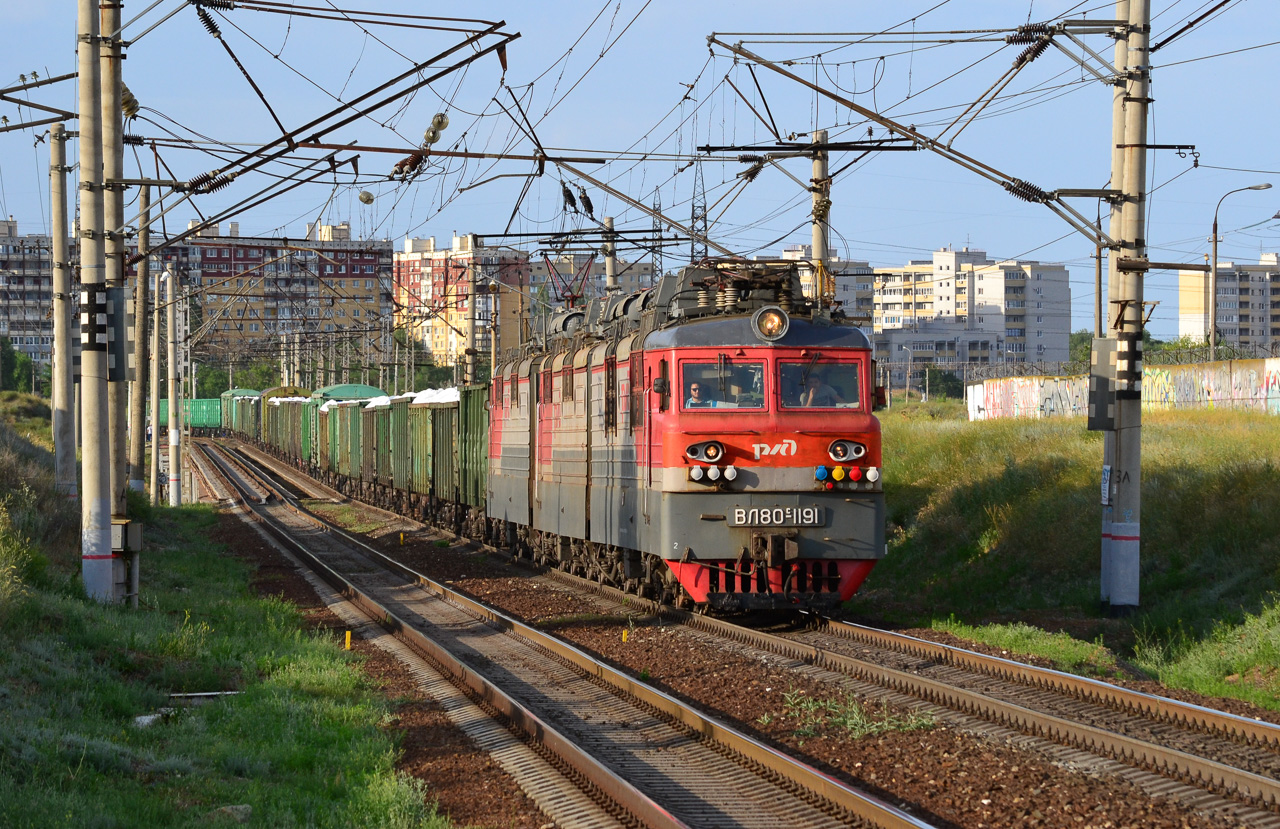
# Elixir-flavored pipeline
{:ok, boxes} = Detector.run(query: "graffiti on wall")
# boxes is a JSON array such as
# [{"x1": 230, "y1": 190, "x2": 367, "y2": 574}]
[{"x1": 966, "y1": 358, "x2": 1280, "y2": 421}]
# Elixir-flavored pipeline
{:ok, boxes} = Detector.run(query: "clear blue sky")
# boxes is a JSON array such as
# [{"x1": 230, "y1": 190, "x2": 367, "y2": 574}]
[{"x1": 2, "y1": 0, "x2": 1278, "y2": 339}]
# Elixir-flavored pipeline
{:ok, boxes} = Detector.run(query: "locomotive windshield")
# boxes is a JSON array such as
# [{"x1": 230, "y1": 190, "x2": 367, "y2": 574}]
[
  {"x1": 681, "y1": 360, "x2": 764, "y2": 409},
  {"x1": 779, "y1": 359, "x2": 861, "y2": 409}
]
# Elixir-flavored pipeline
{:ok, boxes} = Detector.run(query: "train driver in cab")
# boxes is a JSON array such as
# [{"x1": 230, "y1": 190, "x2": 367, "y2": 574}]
[
  {"x1": 686, "y1": 381, "x2": 714, "y2": 407},
  {"x1": 802, "y1": 372, "x2": 843, "y2": 407}
]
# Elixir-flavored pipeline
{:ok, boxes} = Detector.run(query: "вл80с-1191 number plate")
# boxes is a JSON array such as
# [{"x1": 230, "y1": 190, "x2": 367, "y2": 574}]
[{"x1": 729, "y1": 505, "x2": 822, "y2": 527}]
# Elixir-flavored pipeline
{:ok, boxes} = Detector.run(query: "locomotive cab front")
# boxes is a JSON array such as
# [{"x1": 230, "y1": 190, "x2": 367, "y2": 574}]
[{"x1": 645, "y1": 309, "x2": 886, "y2": 612}]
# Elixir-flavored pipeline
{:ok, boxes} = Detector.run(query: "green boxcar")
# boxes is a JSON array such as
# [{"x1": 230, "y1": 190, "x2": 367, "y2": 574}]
[
  {"x1": 155, "y1": 399, "x2": 221, "y2": 429},
  {"x1": 458, "y1": 384, "x2": 488, "y2": 509},
  {"x1": 390, "y1": 398, "x2": 411, "y2": 493},
  {"x1": 432, "y1": 403, "x2": 459, "y2": 502},
  {"x1": 361, "y1": 405, "x2": 379, "y2": 484},
  {"x1": 317, "y1": 408, "x2": 331, "y2": 474},
  {"x1": 220, "y1": 389, "x2": 260, "y2": 430}
]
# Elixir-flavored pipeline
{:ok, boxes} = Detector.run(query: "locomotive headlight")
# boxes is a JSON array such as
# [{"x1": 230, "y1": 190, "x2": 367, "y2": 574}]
[
  {"x1": 686, "y1": 440, "x2": 725, "y2": 462},
  {"x1": 751, "y1": 305, "x2": 789, "y2": 342},
  {"x1": 865, "y1": 467, "x2": 880, "y2": 483},
  {"x1": 689, "y1": 466, "x2": 705, "y2": 481},
  {"x1": 723, "y1": 465, "x2": 738, "y2": 481},
  {"x1": 707, "y1": 466, "x2": 722, "y2": 481},
  {"x1": 828, "y1": 440, "x2": 867, "y2": 462}
]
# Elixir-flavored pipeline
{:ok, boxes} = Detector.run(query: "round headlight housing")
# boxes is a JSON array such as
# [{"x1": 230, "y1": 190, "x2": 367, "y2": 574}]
[
  {"x1": 686, "y1": 441, "x2": 725, "y2": 462},
  {"x1": 751, "y1": 305, "x2": 789, "y2": 342},
  {"x1": 828, "y1": 440, "x2": 867, "y2": 462}
]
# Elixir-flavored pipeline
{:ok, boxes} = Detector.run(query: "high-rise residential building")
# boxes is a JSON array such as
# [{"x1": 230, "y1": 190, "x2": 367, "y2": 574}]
[
  {"x1": 874, "y1": 247, "x2": 1071, "y2": 364},
  {"x1": 1178, "y1": 253, "x2": 1280, "y2": 346},
  {"x1": 394, "y1": 235, "x2": 532, "y2": 366},
  {"x1": 529, "y1": 253, "x2": 656, "y2": 298},
  {"x1": 0, "y1": 218, "x2": 54, "y2": 366},
  {"x1": 395, "y1": 237, "x2": 660, "y2": 366},
  {"x1": 171, "y1": 222, "x2": 393, "y2": 350}
]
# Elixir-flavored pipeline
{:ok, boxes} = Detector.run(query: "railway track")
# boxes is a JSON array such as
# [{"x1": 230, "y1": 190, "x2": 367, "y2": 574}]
[
  {"x1": 219, "y1": 438, "x2": 1280, "y2": 826},
  {"x1": 195, "y1": 440, "x2": 937, "y2": 829}
]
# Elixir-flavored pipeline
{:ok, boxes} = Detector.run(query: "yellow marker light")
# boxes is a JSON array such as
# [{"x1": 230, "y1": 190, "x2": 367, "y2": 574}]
[{"x1": 832, "y1": 466, "x2": 846, "y2": 481}]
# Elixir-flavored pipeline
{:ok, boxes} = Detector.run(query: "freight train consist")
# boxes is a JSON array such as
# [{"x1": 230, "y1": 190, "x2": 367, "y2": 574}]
[{"x1": 233, "y1": 261, "x2": 886, "y2": 611}]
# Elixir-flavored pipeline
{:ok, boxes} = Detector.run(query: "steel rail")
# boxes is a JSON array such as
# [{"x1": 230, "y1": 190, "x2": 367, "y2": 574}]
[
  {"x1": 228, "y1": 437, "x2": 1280, "y2": 813},
  {"x1": 205, "y1": 440, "x2": 935, "y2": 829},
  {"x1": 819, "y1": 620, "x2": 1280, "y2": 750},
  {"x1": 200, "y1": 441, "x2": 688, "y2": 829}
]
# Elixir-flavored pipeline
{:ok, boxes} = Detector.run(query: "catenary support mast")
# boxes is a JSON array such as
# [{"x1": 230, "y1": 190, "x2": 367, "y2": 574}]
[
  {"x1": 51, "y1": 122, "x2": 77, "y2": 501},
  {"x1": 1105, "y1": 0, "x2": 1150, "y2": 613},
  {"x1": 78, "y1": 0, "x2": 115, "y2": 601}
]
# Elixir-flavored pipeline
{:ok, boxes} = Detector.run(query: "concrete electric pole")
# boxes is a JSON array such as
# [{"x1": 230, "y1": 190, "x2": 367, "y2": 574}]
[
  {"x1": 128, "y1": 185, "x2": 150, "y2": 494},
  {"x1": 165, "y1": 264, "x2": 181, "y2": 506},
  {"x1": 811, "y1": 129, "x2": 830, "y2": 299},
  {"x1": 465, "y1": 234, "x2": 477, "y2": 384},
  {"x1": 51, "y1": 122, "x2": 77, "y2": 501},
  {"x1": 1103, "y1": 0, "x2": 1151, "y2": 614},
  {"x1": 78, "y1": 0, "x2": 116, "y2": 601},
  {"x1": 101, "y1": 0, "x2": 128, "y2": 518}
]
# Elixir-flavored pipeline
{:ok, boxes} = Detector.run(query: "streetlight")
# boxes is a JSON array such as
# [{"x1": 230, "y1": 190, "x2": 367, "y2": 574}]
[{"x1": 1210, "y1": 183, "x2": 1271, "y2": 361}]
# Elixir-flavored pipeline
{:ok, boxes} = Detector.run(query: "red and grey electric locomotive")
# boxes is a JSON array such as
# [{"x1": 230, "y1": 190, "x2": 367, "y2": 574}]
[{"x1": 487, "y1": 260, "x2": 885, "y2": 611}]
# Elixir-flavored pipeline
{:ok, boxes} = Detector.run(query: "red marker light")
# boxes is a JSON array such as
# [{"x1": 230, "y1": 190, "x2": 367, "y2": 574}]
[
  {"x1": 824, "y1": 481, "x2": 835, "y2": 490},
  {"x1": 848, "y1": 466, "x2": 863, "y2": 481}
]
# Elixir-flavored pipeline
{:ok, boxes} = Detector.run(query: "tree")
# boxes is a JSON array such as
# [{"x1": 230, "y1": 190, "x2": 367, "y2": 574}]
[
  {"x1": 1069, "y1": 329, "x2": 1092, "y2": 363},
  {"x1": 924, "y1": 366, "x2": 964, "y2": 400},
  {"x1": 0, "y1": 337, "x2": 37, "y2": 394}
]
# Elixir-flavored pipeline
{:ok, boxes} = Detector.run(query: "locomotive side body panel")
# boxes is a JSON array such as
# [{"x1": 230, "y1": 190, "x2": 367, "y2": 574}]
[
  {"x1": 588, "y1": 335, "x2": 641, "y2": 551},
  {"x1": 487, "y1": 359, "x2": 533, "y2": 524}
]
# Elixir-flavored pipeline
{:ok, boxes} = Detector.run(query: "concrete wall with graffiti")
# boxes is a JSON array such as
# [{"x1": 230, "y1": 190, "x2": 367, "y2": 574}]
[{"x1": 965, "y1": 358, "x2": 1280, "y2": 421}]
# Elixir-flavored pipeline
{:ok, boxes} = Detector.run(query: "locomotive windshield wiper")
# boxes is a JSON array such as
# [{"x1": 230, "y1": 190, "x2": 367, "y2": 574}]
[
  {"x1": 717, "y1": 352, "x2": 728, "y2": 397},
  {"x1": 800, "y1": 351, "x2": 821, "y2": 385}
]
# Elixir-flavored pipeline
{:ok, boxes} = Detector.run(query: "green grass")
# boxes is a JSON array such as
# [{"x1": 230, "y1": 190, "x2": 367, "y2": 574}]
[
  {"x1": 303, "y1": 499, "x2": 386, "y2": 535},
  {"x1": 0, "y1": 418, "x2": 450, "y2": 828},
  {"x1": 931, "y1": 618, "x2": 1121, "y2": 678},
  {"x1": 849, "y1": 407, "x2": 1280, "y2": 709},
  {"x1": 776, "y1": 690, "x2": 934, "y2": 740},
  {"x1": 0, "y1": 390, "x2": 53, "y2": 450}
]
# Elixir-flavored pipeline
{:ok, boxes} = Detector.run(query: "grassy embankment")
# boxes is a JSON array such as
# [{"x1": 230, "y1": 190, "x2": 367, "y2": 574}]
[
  {"x1": 0, "y1": 393, "x2": 446, "y2": 828},
  {"x1": 851, "y1": 399, "x2": 1280, "y2": 710}
]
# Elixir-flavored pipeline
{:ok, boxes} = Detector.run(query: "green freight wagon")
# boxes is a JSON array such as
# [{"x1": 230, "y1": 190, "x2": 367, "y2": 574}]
[
  {"x1": 458, "y1": 384, "x2": 489, "y2": 509},
  {"x1": 389, "y1": 396, "x2": 411, "y2": 493},
  {"x1": 220, "y1": 389, "x2": 259, "y2": 430},
  {"x1": 155, "y1": 399, "x2": 222, "y2": 430},
  {"x1": 408, "y1": 401, "x2": 458, "y2": 501},
  {"x1": 259, "y1": 387, "x2": 310, "y2": 456}
]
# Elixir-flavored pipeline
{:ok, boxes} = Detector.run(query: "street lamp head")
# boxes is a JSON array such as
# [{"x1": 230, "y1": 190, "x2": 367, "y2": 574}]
[{"x1": 1248, "y1": 183, "x2": 1272, "y2": 191}]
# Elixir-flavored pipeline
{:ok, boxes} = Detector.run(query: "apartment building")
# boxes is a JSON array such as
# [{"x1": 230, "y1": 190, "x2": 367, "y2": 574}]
[
  {"x1": 394, "y1": 235, "x2": 532, "y2": 366},
  {"x1": 174, "y1": 222, "x2": 394, "y2": 354},
  {"x1": 1178, "y1": 253, "x2": 1280, "y2": 346},
  {"x1": 395, "y1": 236, "x2": 660, "y2": 366},
  {"x1": 875, "y1": 247, "x2": 1071, "y2": 364},
  {"x1": 0, "y1": 219, "x2": 54, "y2": 365}
]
